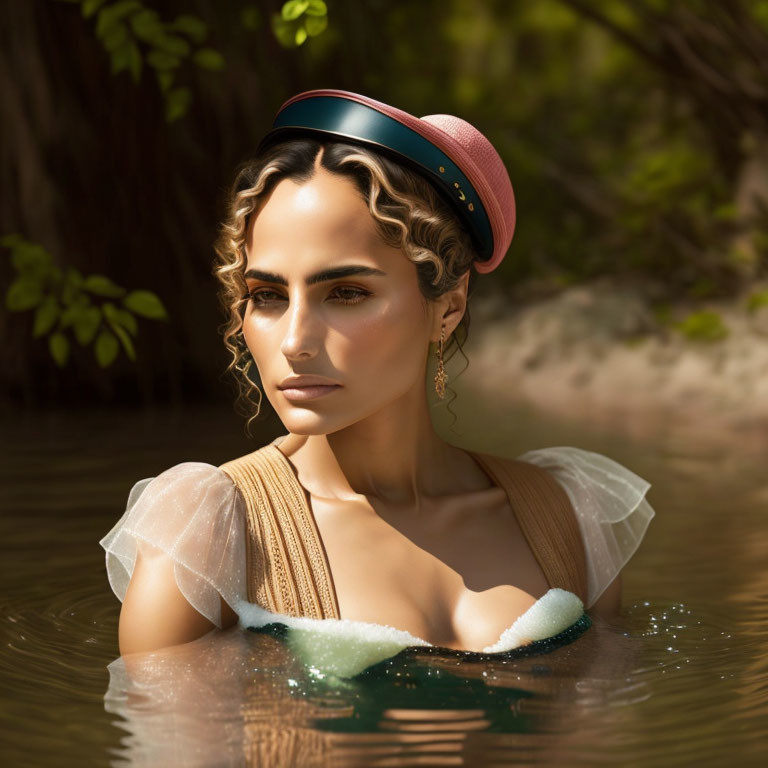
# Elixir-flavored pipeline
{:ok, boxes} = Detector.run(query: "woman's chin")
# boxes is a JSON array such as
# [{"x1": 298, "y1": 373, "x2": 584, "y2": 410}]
[{"x1": 276, "y1": 414, "x2": 341, "y2": 435}]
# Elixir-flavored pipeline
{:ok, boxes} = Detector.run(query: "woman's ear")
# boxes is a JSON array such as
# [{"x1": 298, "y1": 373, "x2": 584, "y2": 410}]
[{"x1": 435, "y1": 271, "x2": 470, "y2": 340}]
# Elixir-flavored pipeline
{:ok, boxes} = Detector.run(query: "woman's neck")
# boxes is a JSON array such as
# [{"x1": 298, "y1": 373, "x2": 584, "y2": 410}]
[{"x1": 276, "y1": 396, "x2": 493, "y2": 508}]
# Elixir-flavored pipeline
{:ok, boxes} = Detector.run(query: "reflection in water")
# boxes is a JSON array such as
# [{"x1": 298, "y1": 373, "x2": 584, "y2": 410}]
[
  {"x1": 1, "y1": 406, "x2": 767, "y2": 765},
  {"x1": 103, "y1": 616, "x2": 631, "y2": 767}
]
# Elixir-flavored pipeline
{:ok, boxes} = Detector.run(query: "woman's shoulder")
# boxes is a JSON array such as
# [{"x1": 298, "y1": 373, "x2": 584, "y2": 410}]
[
  {"x1": 118, "y1": 459, "x2": 249, "y2": 552},
  {"x1": 99, "y1": 459, "x2": 248, "y2": 630},
  {"x1": 127, "y1": 460, "x2": 239, "y2": 501},
  {"x1": 471, "y1": 443, "x2": 652, "y2": 505},
  {"x1": 513, "y1": 445, "x2": 656, "y2": 609}
]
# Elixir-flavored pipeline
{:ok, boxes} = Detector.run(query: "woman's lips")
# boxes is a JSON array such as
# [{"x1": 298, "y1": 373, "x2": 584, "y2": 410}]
[{"x1": 280, "y1": 385, "x2": 341, "y2": 401}]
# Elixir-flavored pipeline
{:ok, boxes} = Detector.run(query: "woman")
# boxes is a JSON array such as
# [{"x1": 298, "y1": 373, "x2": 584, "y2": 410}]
[{"x1": 100, "y1": 90, "x2": 655, "y2": 673}]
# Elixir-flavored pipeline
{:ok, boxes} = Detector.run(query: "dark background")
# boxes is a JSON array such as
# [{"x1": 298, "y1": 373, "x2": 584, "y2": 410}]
[{"x1": 3, "y1": 0, "x2": 767, "y2": 417}]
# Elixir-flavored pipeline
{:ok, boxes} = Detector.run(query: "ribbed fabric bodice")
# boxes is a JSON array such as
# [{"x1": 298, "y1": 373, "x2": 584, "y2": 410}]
[{"x1": 218, "y1": 442, "x2": 588, "y2": 619}]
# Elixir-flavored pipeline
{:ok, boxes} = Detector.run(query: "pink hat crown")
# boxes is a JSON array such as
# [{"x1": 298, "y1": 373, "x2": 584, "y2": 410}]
[{"x1": 418, "y1": 114, "x2": 516, "y2": 273}]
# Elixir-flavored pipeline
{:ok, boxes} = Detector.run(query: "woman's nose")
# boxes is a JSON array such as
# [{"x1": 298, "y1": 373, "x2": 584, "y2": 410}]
[{"x1": 280, "y1": 295, "x2": 320, "y2": 360}]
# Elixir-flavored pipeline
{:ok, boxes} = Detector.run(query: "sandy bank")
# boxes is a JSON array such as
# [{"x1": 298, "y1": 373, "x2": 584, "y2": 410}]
[{"x1": 465, "y1": 278, "x2": 768, "y2": 455}]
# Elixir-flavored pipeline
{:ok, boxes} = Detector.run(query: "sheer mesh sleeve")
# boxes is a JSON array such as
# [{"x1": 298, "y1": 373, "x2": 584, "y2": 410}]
[
  {"x1": 99, "y1": 462, "x2": 247, "y2": 629},
  {"x1": 516, "y1": 446, "x2": 656, "y2": 609}
]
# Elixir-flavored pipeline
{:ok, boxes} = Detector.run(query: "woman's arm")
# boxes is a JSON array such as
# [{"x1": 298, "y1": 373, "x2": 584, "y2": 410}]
[
  {"x1": 119, "y1": 542, "x2": 238, "y2": 656},
  {"x1": 100, "y1": 462, "x2": 247, "y2": 657}
]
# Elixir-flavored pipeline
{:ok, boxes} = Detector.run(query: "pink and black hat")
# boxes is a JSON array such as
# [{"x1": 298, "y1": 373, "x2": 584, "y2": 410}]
[{"x1": 256, "y1": 89, "x2": 516, "y2": 274}]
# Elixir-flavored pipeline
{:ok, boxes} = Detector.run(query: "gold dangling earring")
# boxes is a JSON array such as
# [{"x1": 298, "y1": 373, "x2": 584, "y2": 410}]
[{"x1": 434, "y1": 325, "x2": 448, "y2": 399}]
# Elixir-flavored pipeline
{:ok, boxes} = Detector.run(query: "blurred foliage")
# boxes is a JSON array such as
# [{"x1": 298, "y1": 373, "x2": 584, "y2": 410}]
[
  {"x1": 439, "y1": 0, "x2": 768, "y2": 299},
  {"x1": 746, "y1": 288, "x2": 768, "y2": 313},
  {"x1": 56, "y1": 0, "x2": 225, "y2": 122},
  {"x1": 50, "y1": 0, "x2": 768, "y2": 295},
  {"x1": 673, "y1": 309, "x2": 729, "y2": 341},
  {"x1": 5, "y1": 0, "x2": 768, "y2": 403},
  {"x1": 2, "y1": 234, "x2": 168, "y2": 369},
  {"x1": 272, "y1": 0, "x2": 329, "y2": 48},
  {"x1": 55, "y1": 0, "x2": 331, "y2": 123}
]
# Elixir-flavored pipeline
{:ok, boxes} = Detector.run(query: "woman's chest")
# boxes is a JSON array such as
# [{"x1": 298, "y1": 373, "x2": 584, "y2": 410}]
[{"x1": 308, "y1": 488, "x2": 551, "y2": 651}]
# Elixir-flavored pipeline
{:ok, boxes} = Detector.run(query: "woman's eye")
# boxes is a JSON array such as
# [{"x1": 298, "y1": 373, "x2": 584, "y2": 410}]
[
  {"x1": 246, "y1": 286, "x2": 370, "y2": 308},
  {"x1": 247, "y1": 289, "x2": 283, "y2": 305},
  {"x1": 332, "y1": 286, "x2": 369, "y2": 304}
]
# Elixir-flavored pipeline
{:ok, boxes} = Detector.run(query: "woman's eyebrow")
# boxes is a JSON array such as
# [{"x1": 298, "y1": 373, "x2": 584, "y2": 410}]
[{"x1": 243, "y1": 265, "x2": 387, "y2": 286}]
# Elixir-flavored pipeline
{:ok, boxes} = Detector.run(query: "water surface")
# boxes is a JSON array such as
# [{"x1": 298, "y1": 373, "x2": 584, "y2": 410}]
[{"x1": 1, "y1": 401, "x2": 765, "y2": 766}]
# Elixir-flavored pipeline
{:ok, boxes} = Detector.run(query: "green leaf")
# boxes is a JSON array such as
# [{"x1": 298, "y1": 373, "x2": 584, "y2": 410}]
[
  {"x1": 95, "y1": 328, "x2": 120, "y2": 367},
  {"x1": 192, "y1": 47, "x2": 225, "y2": 70},
  {"x1": 151, "y1": 34, "x2": 191, "y2": 57},
  {"x1": 61, "y1": 267, "x2": 85, "y2": 306},
  {"x1": 104, "y1": 0, "x2": 142, "y2": 22},
  {"x1": 101, "y1": 300, "x2": 120, "y2": 324},
  {"x1": 171, "y1": 14, "x2": 208, "y2": 44},
  {"x1": 102, "y1": 20, "x2": 128, "y2": 52},
  {"x1": 82, "y1": 0, "x2": 108, "y2": 19},
  {"x1": 109, "y1": 320, "x2": 136, "y2": 361},
  {"x1": 73, "y1": 306, "x2": 102, "y2": 346},
  {"x1": 282, "y1": 1, "x2": 310, "y2": 22},
  {"x1": 147, "y1": 50, "x2": 180, "y2": 71},
  {"x1": 113, "y1": 307, "x2": 138, "y2": 335},
  {"x1": 102, "y1": 302, "x2": 138, "y2": 335},
  {"x1": 123, "y1": 289, "x2": 168, "y2": 319},
  {"x1": 164, "y1": 86, "x2": 192, "y2": 122},
  {"x1": 305, "y1": 14, "x2": 327, "y2": 36},
  {"x1": 6, "y1": 277, "x2": 44, "y2": 311},
  {"x1": 130, "y1": 8, "x2": 163, "y2": 43},
  {"x1": 83, "y1": 274, "x2": 126, "y2": 297},
  {"x1": 110, "y1": 40, "x2": 135, "y2": 75},
  {"x1": 295, "y1": 25, "x2": 308, "y2": 45},
  {"x1": 95, "y1": 0, "x2": 142, "y2": 39},
  {"x1": 241, "y1": 6, "x2": 262, "y2": 30},
  {"x1": 271, "y1": 13, "x2": 299, "y2": 48},
  {"x1": 305, "y1": 0, "x2": 327, "y2": 16},
  {"x1": 49, "y1": 332, "x2": 70, "y2": 368},
  {"x1": 1, "y1": 233, "x2": 26, "y2": 249},
  {"x1": 33, "y1": 296, "x2": 60, "y2": 337},
  {"x1": 10, "y1": 242, "x2": 51, "y2": 275}
]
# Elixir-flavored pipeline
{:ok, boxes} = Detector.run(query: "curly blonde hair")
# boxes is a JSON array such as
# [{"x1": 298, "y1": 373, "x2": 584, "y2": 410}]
[{"x1": 212, "y1": 138, "x2": 480, "y2": 437}]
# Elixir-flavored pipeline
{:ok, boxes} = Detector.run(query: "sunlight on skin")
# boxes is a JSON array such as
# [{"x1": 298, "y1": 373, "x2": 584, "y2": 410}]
[{"x1": 241, "y1": 149, "x2": 473, "y2": 507}]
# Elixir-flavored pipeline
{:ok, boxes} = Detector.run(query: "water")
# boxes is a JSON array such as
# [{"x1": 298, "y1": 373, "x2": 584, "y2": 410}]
[{"x1": 1, "y1": 400, "x2": 766, "y2": 766}]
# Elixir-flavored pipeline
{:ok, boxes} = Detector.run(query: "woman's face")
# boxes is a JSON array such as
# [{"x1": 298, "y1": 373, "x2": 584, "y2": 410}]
[{"x1": 242, "y1": 161, "x2": 439, "y2": 435}]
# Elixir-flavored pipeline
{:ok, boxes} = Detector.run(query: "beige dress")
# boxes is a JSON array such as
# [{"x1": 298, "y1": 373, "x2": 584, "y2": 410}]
[
  {"x1": 217, "y1": 439, "x2": 589, "y2": 620},
  {"x1": 100, "y1": 437, "x2": 656, "y2": 675}
]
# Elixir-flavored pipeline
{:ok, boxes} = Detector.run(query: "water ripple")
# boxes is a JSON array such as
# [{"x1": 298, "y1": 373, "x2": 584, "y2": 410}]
[{"x1": 2, "y1": 408, "x2": 767, "y2": 766}]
